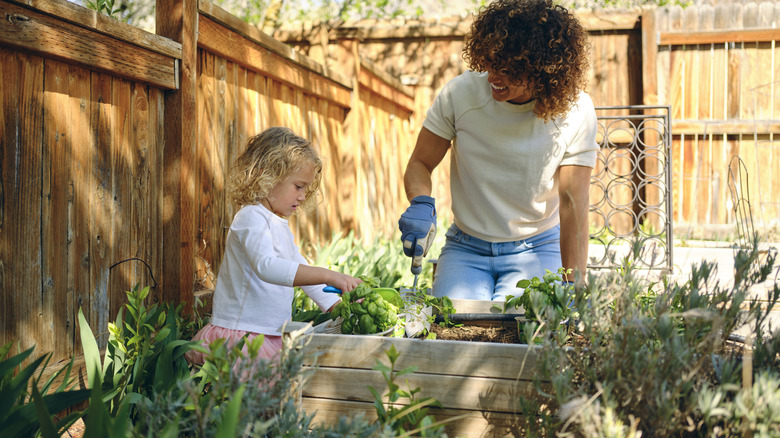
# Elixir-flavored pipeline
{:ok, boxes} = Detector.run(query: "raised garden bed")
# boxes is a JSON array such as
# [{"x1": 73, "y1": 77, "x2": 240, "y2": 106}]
[{"x1": 299, "y1": 299, "x2": 543, "y2": 437}]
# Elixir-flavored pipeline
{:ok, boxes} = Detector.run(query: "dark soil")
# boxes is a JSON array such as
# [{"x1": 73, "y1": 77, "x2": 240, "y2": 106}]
[
  {"x1": 429, "y1": 324, "x2": 522, "y2": 344},
  {"x1": 429, "y1": 323, "x2": 748, "y2": 356}
]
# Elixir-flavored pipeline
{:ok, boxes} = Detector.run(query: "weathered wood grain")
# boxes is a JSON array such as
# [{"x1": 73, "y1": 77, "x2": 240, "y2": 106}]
[
  {"x1": 0, "y1": 49, "x2": 45, "y2": 356},
  {"x1": 301, "y1": 397, "x2": 522, "y2": 438},
  {"x1": 89, "y1": 72, "x2": 112, "y2": 347},
  {"x1": 109, "y1": 78, "x2": 131, "y2": 321},
  {"x1": 304, "y1": 334, "x2": 542, "y2": 381},
  {"x1": 158, "y1": 0, "x2": 198, "y2": 309},
  {"x1": 42, "y1": 60, "x2": 69, "y2": 359},
  {"x1": 0, "y1": 0, "x2": 178, "y2": 89},
  {"x1": 303, "y1": 367, "x2": 537, "y2": 411},
  {"x1": 198, "y1": 17, "x2": 351, "y2": 109},
  {"x1": 68, "y1": 63, "x2": 92, "y2": 358},
  {"x1": 5, "y1": 0, "x2": 180, "y2": 58}
]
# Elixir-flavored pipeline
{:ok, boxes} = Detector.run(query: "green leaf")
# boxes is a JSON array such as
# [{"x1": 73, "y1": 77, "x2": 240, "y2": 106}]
[
  {"x1": 0, "y1": 364, "x2": 88, "y2": 438},
  {"x1": 396, "y1": 365, "x2": 418, "y2": 377},
  {"x1": 292, "y1": 309, "x2": 321, "y2": 322},
  {"x1": 216, "y1": 385, "x2": 246, "y2": 436},
  {"x1": 153, "y1": 339, "x2": 196, "y2": 388},
  {"x1": 30, "y1": 385, "x2": 58, "y2": 438},
  {"x1": 385, "y1": 345, "x2": 400, "y2": 363},
  {"x1": 74, "y1": 310, "x2": 104, "y2": 379},
  {"x1": 0, "y1": 353, "x2": 47, "y2": 417},
  {"x1": 517, "y1": 279, "x2": 531, "y2": 288}
]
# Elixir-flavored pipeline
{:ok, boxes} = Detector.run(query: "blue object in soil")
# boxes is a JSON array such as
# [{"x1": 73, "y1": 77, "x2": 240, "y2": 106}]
[{"x1": 323, "y1": 286, "x2": 342, "y2": 294}]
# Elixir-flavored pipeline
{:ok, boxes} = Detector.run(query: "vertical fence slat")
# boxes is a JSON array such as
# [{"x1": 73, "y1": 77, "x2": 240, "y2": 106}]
[
  {"x1": 110, "y1": 78, "x2": 131, "y2": 321},
  {"x1": 158, "y1": 0, "x2": 198, "y2": 310},
  {"x1": 149, "y1": 87, "x2": 165, "y2": 304},
  {"x1": 42, "y1": 60, "x2": 70, "y2": 358},
  {"x1": 70, "y1": 63, "x2": 92, "y2": 357},
  {"x1": 203, "y1": 52, "x2": 221, "y2": 278},
  {"x1": 1, "y1": 50, "x2": 45, "y2": 355},
  {"x1": 23, "y1": 54, "x2": 45, "y2": 354},
  {"x1": 698, "y1": 5, "x2": 713, "y2": 120},
  {"x1": 90, "y1": 72, "x2": 113, "y2": 346},
  {"x1": 0, "y1": 48, "x2": 8, "y2": 345},
  {"x1": 218, "y1": 56, "x2": 228, "y2": 271},
  {"x1": 131, "y1": 85, "x2": 155, "y2": 299}
]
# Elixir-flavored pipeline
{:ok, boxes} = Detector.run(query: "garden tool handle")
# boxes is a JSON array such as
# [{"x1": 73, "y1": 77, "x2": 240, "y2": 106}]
[{"x1": 410, "y1": 222, "x2": 436, "y2": 275}]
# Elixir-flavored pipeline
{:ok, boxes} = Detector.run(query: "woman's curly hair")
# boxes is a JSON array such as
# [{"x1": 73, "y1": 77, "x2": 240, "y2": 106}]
[
  {"x1": 463, "y1": 0, "x2": 591, "y2": 121},
  {"x1": 228, "y1": 127, "x2": 322, "y2": 213}
]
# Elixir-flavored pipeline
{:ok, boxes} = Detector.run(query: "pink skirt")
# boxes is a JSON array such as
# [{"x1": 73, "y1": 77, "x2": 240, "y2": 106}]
[{"x1": 185, "y1": 323, "x2": 283, "y2": 367}]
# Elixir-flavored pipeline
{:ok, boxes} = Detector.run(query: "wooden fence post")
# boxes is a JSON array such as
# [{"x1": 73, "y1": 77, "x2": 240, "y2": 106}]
[
  {"x1": 641, "y1": 6, "x2": 658, "y2": 107},
  {"x1": 157, "y1": 0, "x2": 197, "y2": 309},
  {"x1": 337, "y1": 37, "x2": 361, "y2": 234}
]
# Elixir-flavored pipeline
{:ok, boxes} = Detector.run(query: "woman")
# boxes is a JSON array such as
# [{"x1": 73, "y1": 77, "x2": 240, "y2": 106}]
[{"x1": 398, "y1": 0, "x2": 598, "y2": 300}]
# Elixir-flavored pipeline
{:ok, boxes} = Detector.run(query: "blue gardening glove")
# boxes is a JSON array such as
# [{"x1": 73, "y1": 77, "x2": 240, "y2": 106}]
[{"x1": 399, "y1": 196, "x2": 437, "y2": 261}]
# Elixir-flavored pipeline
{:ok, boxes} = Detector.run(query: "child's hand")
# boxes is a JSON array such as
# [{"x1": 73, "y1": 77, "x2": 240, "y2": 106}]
[{"x1": 328, "y1": 272, "x2": 362, "y2": 294}]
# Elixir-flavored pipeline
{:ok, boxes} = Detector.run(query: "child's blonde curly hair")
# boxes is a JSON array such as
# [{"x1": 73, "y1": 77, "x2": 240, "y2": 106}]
[
  {"x1": 229, "y1": 127, "x2": 322, "y2": 212},
  {"x1": 463, "y1": 0, "x2": 591, "y2": 122}
]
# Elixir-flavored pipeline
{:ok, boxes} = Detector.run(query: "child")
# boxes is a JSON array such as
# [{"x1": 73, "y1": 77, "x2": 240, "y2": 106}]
[{"x1": 186, "y1": 127, "x2": 362, "y2": 365}]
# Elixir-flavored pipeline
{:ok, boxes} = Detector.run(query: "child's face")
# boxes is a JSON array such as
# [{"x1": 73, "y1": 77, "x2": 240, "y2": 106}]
[
  {"x1": 486, "y1": 70, "x2": 533, "y2": 105},
  {"x1": 261, "y1": 161, "x2": 316, "y2": 218}
]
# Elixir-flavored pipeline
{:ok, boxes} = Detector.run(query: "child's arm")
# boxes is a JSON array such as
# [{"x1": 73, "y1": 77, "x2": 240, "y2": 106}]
[
  {"x1": 296, "y1": 266, "x2": 361, "y2": 312},
  {"x1": 293, "y1": 265, "x2": 362, "y2": 293}
]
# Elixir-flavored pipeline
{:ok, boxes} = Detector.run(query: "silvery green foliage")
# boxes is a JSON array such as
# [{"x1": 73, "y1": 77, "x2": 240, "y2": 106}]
[
  {"x1": 497, "y1": 239, "x2": 780, "y2": 437},
  {"x1": 132, "y1": 328, "x2": 383, "y2": 437}
]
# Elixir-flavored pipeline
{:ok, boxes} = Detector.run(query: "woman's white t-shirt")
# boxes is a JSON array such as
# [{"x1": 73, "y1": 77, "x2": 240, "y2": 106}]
[{"x1": 423, "y1": 70, "x2": 599, "y2": 242}]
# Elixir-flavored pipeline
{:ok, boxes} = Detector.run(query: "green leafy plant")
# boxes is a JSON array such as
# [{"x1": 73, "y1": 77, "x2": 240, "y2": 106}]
[
  {"x1": 137, "y1": 326, "x2": 380, "y2": 437},
  {"x1": 85, "y1": 0, "x2": 127, "y2": 19},
  {"x1": 74, "y1": 287, "x2": 380, "y2": 437},
  {"x1": 331, "y1": 280, "x2": 400, "y2": 334},
  {"x1": 304, "y1": 217, "x2": 449, "y2": 290},
  {"x1": 0, "y1": 343, "x2": 89, "y2": 437},
  {"x1": 497, "y1": 268, "x2": 574, "y2": 321},
  {"x1": 78, "y1": 284, "x2": 198, "y2": 422},
  {"x1": 305, "y1": 230, "x2": 411, "y2": 287},
  {"x1": 368, "y1": 345, "x2": 449, "y2": 437},
  {"x1": 490, "y1": 268, "x2": 576, "y2": 344},
  {"x1": 290, "y1": 287, "x2": 333, "y2": 326}
]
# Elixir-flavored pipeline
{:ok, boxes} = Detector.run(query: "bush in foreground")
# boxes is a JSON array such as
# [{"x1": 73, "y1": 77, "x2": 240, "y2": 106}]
[{"x1": 498, "y1": 240, "x2": 780, "y2": 437}]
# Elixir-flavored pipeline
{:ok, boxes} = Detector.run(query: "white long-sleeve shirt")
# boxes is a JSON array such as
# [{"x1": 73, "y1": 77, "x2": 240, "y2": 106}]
[
  {"x1": 423, "y1": 70, "x2": 599, "y2": 242},
  {"x1": 209, "y1": 204, "x2": 339, "y2": 335}
]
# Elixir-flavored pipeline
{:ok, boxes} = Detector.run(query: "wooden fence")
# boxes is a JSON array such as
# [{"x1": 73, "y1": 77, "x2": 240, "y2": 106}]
[
  {"x1": 0, "y1": 0, "x2": 414, "y2": 368},
  {"x1": 1, "y1": 0, "x2": 178, "y2": 364},
  {"x1": 279, "y1": 3, "x2": 780, "y2": 237},
  {"x1": 653, "y1": 3, "x2": 780, "y2": 234}
]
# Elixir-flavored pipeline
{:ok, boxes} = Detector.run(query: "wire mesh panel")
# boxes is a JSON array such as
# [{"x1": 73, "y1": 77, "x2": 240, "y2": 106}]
[{"x1": 589, "y1": 106, "x2": 673, "y2": 273}]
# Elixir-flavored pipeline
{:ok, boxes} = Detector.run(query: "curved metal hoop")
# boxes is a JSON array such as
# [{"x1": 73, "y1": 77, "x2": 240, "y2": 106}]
[{"x1": 590, "y1": 106, "x2": 673, "y2": 272}]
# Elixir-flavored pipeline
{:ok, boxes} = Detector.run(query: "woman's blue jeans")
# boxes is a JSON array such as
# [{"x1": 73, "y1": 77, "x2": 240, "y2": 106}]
[{"x1": 432, "y1": 224, "x2": 562, "y2": 301}]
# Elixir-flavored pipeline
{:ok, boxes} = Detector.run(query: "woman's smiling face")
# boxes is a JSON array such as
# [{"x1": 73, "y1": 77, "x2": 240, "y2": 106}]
[{"x1": 487, "y1": 70, "x2": 533, "y2": 105}]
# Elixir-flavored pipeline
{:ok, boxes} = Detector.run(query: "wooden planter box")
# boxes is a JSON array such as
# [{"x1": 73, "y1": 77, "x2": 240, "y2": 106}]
[{"x1": 299, "y1": 300, "x2": 543, "y2": 437}]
